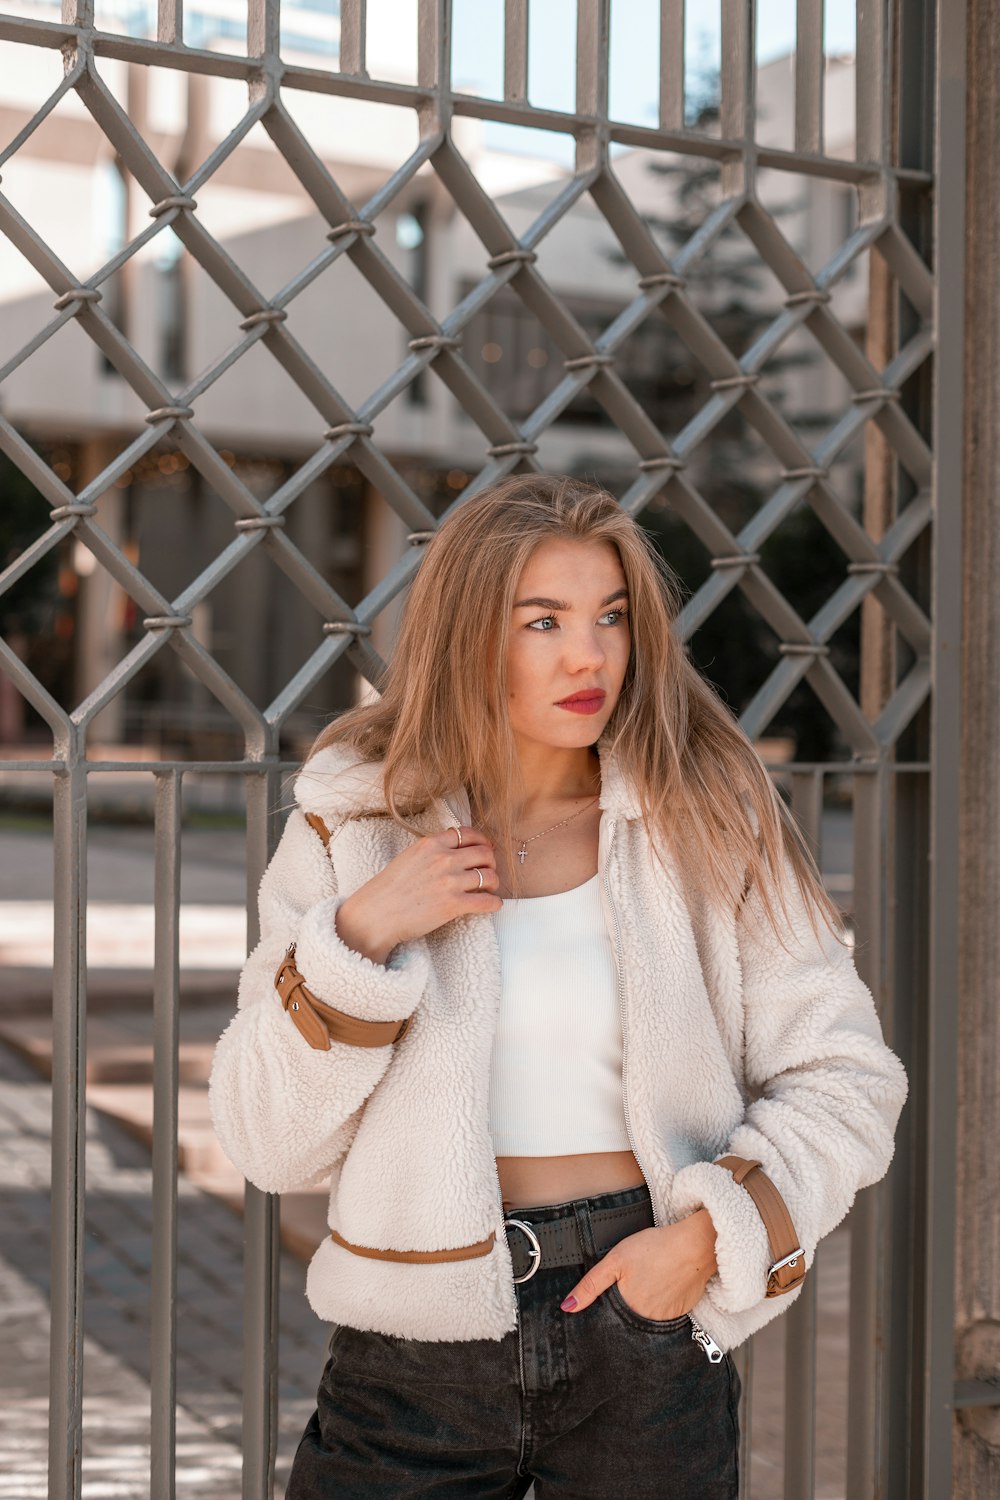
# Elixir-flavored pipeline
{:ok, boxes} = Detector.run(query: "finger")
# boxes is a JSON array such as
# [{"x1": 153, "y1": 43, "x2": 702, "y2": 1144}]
[
  {"x1": 440, "y1": 825, "x2": 494, "y2": 852},
  {"x1": 469, "y1": 866, "x2": 501, "y2": 893},
  {"x1": 560, "y1": 1254, "x2": 620, "y2": 1313}
]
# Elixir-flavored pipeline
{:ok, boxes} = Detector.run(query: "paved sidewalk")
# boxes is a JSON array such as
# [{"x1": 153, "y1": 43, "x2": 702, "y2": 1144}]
[{"x1": 0, "y1": 1039, "x2": 330, "y2": 1499}]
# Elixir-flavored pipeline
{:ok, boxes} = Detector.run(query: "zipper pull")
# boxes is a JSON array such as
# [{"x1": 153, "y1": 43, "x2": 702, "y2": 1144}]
[{"x1": 689, "y1": 1317, "x2": 725, "y2": 1364}]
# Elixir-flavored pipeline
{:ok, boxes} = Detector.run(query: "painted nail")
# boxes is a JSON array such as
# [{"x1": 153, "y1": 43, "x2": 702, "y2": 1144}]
[{"x1": 560, "y1": 1295, "x2": 577, "y2": 1311}]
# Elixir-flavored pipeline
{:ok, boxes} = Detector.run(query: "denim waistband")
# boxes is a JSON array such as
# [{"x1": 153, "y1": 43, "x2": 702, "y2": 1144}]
[{"x1": 503, "y1": 1181, "x2": 653, "y2": 1226}]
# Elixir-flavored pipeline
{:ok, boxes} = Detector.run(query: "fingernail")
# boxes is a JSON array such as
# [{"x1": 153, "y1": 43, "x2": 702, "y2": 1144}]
[{"x1": 560, "y1": 1295, "x2": 577, "y2": 1311}]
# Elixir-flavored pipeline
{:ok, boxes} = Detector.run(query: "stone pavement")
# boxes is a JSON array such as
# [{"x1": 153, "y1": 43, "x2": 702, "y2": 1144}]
[{"x1": 0, "y1": 1038, "x2": 330, "y2": 1499}]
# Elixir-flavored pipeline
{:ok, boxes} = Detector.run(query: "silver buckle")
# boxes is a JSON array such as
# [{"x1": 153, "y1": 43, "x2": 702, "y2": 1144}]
[
  {"x1": 504, "y1": 1218, "x2": 542, "y2": 1284},
  {"x1": 769, "y1": 1247, "x2": 804, "y2": 1277}
]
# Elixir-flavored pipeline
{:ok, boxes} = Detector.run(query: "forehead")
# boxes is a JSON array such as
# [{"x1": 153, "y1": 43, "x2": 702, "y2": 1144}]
[{"x1": 516, "y1": 536, "x2": 625, "y2": 590}]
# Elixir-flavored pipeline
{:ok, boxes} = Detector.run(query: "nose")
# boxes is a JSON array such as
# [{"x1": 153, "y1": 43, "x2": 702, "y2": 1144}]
[{"x1": 562, "y1": 624, "x2": 607, "y2": 673}]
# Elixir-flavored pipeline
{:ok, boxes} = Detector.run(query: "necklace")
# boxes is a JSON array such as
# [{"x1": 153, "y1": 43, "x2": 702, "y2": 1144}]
[{"x1": 511, "y1": 795, "x2": 600, "y2": 864}]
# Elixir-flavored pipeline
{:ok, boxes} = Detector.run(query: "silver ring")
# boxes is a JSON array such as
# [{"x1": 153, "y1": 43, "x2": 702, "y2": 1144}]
[
  {"x1": 453, "y1": 826, "x2": 463, "y2": 848},
  {"x1": 504, "y1": 1218, "x2": 542, "y2": 1283},
  {"x1": 475, "y1": 867, "x2": 484, "y2": 890}
]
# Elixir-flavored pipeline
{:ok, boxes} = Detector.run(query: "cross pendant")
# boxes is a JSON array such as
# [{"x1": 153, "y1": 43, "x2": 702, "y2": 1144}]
[{"x1": 517, "y1": 844, "x2": 527, "y2": 864}]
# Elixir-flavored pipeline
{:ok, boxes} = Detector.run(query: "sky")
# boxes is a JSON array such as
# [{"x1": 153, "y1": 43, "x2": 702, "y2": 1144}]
[{"x1": 446, "y1": 0, "x2": 857, "y2": 160}]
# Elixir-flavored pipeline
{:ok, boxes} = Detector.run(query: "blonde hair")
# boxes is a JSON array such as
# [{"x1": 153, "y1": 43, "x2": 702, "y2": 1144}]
[{"x1": 306, "y1": 474, "x2": 846, "y2": 949}]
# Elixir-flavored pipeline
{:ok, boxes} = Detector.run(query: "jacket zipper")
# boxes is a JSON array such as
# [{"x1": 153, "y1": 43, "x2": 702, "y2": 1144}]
[
  {"x1": 603, "y1": 820, "x2": 724, "y2": 1366},
  {"x1": 491, "y1": 1154, "x2": 519, "y2": 1330}
]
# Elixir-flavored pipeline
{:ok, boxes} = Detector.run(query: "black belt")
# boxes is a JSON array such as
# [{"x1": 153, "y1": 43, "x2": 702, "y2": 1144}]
[{"x1": 503, "y1": 1196, "x2": 655, "y2": 1284}]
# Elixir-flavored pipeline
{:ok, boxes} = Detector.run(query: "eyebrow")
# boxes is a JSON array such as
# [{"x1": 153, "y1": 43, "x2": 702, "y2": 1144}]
[{"x1": 513, "y1": 588, "x2": 630, "y2": 610}]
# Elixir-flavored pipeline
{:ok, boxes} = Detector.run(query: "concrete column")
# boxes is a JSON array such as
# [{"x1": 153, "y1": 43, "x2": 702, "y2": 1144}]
[{"x1": 954, "y1": 0, "x2": 1000, "y2": 1489}]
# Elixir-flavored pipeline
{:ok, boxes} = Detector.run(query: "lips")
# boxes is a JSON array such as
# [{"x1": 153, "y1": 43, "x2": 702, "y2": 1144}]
[{"x1": 556, "y1": 689, "x2": 607, "y2": 715}]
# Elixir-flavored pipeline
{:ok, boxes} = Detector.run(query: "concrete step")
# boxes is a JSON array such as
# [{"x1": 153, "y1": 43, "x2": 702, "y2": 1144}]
[{"x1": 0, "y1": 1009, "x2": 331, "y2": 1265}]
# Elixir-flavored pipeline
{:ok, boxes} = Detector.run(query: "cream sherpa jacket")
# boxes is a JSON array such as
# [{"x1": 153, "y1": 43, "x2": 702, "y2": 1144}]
[{"x1": 208, "y1": 736, "x2": 908, "y2": 1352}]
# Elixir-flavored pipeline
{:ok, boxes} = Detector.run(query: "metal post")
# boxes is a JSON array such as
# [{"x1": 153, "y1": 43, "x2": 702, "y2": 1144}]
[
  {"x1": 150, "y1": 771, "x2": 183, "y2": 1500},
  {"x1": 920, "y1": 0, "x2": 967, "y2": 1494},
  {"x1": 952, "y1": 0, "x2": 1000, "y2": 1491},
  {"x1": 241, "y1": 764, "x2": 283, "y2": 1500},
  {"x1": 48, "y1": 743, "x2": 88, "y2": 1500}
]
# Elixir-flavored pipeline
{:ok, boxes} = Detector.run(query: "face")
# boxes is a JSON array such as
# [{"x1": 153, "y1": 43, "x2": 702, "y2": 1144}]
[{"x1": 505, "y1": 536, "x2": 631, "y2": 751}]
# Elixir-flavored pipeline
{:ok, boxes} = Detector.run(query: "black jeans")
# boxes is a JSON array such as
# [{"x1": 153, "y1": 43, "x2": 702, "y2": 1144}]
[{"x1": 286, "y1": 1184, "x2": 740, "y2": 1499}]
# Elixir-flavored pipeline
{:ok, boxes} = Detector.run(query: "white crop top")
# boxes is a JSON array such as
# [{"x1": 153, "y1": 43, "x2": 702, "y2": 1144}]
[{"x1": 487, "y1": 874, "x2": 631, "y2": 1156}]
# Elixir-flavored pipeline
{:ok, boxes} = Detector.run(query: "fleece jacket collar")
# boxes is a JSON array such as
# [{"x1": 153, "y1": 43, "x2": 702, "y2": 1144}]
[{"x1": 293, "y1": 730, "x2": 644, "y2": 828}]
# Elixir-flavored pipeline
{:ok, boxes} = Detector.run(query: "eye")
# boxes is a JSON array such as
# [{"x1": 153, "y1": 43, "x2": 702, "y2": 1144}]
[
  {"x1": 526, "y1": 614, "x2": 558, "y2": 631},
  {"x1": 600, "y1": 608, "x2": 629, "y2": 626}
]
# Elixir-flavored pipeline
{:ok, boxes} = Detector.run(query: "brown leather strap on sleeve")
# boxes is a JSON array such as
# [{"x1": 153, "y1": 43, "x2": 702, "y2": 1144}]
[
  {"x1": 716, "y1": 1154, "x2": 806, "y2": 1298},
  {"x1": 274, "y1": 945, "x2": 412, "y2": 1051}
]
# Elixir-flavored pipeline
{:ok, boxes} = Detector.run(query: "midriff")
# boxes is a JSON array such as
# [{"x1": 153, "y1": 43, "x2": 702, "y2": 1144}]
[{"x1": 496, "y1": 1149, "x2": 647, "y2": 1210}]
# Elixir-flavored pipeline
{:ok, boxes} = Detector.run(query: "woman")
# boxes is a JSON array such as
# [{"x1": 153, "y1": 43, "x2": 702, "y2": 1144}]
[{"x1": 209, "y1": 475, "x2": 908, "y2": 1498}]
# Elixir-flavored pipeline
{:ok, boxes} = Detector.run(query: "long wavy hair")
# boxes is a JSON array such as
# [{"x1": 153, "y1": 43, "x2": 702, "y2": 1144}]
[{"x1": 306, "y1": 474, "x2": 846, "y2": 948}]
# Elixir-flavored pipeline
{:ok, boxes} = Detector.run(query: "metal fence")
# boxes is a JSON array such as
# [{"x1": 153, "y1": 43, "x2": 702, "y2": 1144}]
[{"x1": 0, "y1": 0, "x2": 964, "y2": 1496}]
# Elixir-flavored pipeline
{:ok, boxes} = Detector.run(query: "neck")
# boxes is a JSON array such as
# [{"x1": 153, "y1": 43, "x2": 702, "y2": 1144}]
[{"x1": 510, "y1": 739, "x2": 601, "y2": 815}]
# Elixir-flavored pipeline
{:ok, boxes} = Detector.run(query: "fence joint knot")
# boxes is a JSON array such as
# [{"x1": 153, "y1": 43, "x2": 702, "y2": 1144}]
[
  {"x1": 638, "y1": 271, "x2": 686, "y2": 292},
  {"x1": 327, "y1": 219, "x2": 376, "y2": 242},
  {"x1": 323, "y1": 621, "x2": 373, "y2": 637},
  {"x1": 408, "y1": 334, "x2": 461, "y2": 354},
  {"x1": 488, "y1": 440, "x2": 538, "y2": 457},
  {"x1": 53, "y1": 286, "x2": 102, "y2": 312},
  {"x1": 51, "y1": 501, "x2": 97, "y2": 521},
  {"x1": 487, "y1": 248, "x2": 538, "y2": 270},
  {"x1": 777, "y1": 641, "x2": 830, "y2": 657},
  {"x1": 239, "y1": 308, "x2": 288, "y2": 331},
  {"x1": 145, "y1": 406, "x2": 194, "y2": 424},
  {"x1": 638, "y1": 455, "x2": 686, "y2": 473},
  {"x1": 711, "y1": 553, "x2": 761, "y2": 570},
  {"x1": 235, "y1": 515, "x2": 286, "y2": 532},
  {"x1": 564, "y1": 352, "x2": 614, "y2": 371},
  {"x1": 149, "y1": 194, "x2": 197, "y2": 218}
]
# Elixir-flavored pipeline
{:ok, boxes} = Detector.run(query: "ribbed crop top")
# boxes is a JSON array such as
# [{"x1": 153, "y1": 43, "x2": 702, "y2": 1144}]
[{"x1": 487, "y1": 874, "x2": 631, "y2": 1156}]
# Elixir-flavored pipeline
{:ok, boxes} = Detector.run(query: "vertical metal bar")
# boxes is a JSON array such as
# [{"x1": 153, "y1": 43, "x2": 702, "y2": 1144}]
[
  {"x1": 241, "y1": 767, "x2": 282, "y2": 1500},
  {"x1": 659, "y1": 0, "x2": 685, "y2": 129},
  {"x1": 734, "y1": 1340, "x2": 753, "y2": 1500},
  {"x1": 150, "y1": 771, "x2": 182, "y2": 1500},
  {"x1": 60, "y1": 0, "x2": 93, "y2": 25},
  {"x1": 247, "y1": 0, "x2": 280, "y2": 60},
  {"x1": 720, "y1": 0, "x2": 755, "y2": 196},
  {"x1": 856, "y1": 0, "x2": 889, "y2": 162},
  {"x1": 919, "y1": 0, "x2": 965, "y2": 1491},
  {"x1": 576, "y1": 0, "x2": 611, "y2": 119},
  {"x1": 886, "y1": 765, "x2": 926, "y2": 1498},
  {"x1": 504, "y1": 0, "x2": 529, "y2": 104},
  {"x1": 418, "y1": 0, "x2": 452, "y2": 92},
  {"x1": 782, "y1": 770, "x2": 823, "y2": 1499},
  {"x1": 48, "y1": 749, "x2": 88, "y2": 1500},
  {"x1": 795, "y1": 0, "x2": 825, "y2": 153},
  {"x1": 845, "y1": 761, "x2": 894, "y2": 1497},
  {"x1": 156, "y1": 0, "x2": 183, "y2": 46},
  {"x1": 339, "y1": 0, "x2": 367, "y2": 76}
]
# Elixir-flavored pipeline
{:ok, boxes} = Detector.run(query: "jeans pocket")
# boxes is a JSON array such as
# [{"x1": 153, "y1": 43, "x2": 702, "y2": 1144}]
[{"x1": 605, "y1": 1281, "x2": 693, "y2": 1334}]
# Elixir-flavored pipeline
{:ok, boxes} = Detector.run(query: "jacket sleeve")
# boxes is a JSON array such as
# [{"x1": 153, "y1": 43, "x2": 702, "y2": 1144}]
[
  {"x1": 670, "y1": 853, "x2": 909, "y2": 1315},
  {"x1": 207, "y1": 806, "x2": 430, "y2": 1194}
]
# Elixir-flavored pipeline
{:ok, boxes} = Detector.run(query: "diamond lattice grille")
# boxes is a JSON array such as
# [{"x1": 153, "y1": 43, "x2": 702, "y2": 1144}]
[
  {"x1": 0, "y1": 0, "x2": 933, "y2": 764},
  {"x1": 0, "y1": 4, "x2": 945, "y2": 1498}
]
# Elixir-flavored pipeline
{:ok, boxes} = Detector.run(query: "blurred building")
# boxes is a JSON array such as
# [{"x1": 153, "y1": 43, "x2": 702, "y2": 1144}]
[{"x1": 0, "y1": 2, "x2": 864, "y2": 756}]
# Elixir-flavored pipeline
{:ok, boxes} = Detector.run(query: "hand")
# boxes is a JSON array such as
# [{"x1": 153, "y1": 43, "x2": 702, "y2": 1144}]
[
  {"x1": 334, "y1": 825, "x2": 503, "y2": 964},
  {"x1": 559, "y1": 1209, "x2": 719, "y2": 1320}
]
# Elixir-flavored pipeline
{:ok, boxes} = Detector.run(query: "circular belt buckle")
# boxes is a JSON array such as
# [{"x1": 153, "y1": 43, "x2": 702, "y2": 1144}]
[{"x1": 504, "y1": 1217, "x2": 542, "y2": 1284}]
